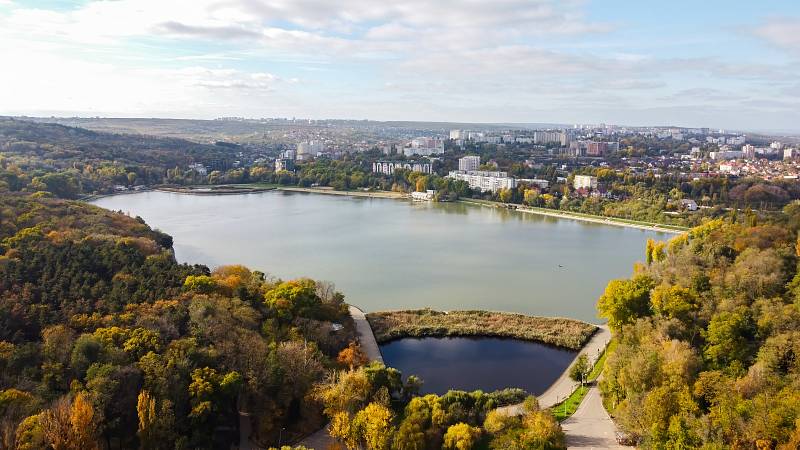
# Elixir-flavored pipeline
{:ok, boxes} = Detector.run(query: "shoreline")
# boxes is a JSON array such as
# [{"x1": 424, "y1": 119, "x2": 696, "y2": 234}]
[
  {"x1": 85, "y1": 185, "x2": 685, "y2": 235},
  {"x1": 459, "y1": 199, "x2": 686, "y2": 235},
  {"x1": 366, "y1": 309, "x2": 597, "y2": 351},
  {"x1": 275, "y1": 186, "x2": 407, "y2": 199},
  {"x1": 154, "y1": 185, "x2": 276, "y2": 195}
]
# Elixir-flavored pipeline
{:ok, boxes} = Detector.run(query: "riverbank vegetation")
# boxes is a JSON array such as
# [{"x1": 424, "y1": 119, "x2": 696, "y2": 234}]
[
  {"x1": 366, "y1": 309, "x2": 597, "y2": 350},
  {"x1": 315, "y1": 362, "x2": 564, "y2": 450},
  {"x1": 596, "y1": 205, "x2": 800, "y2": 448}
]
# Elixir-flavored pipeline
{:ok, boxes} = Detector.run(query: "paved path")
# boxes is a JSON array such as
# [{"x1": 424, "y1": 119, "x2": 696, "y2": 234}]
[
  {"x1": 561, "y1": 385, "x2": 623, "y2": 449},
  {"x1": 348, "y1": 305, "x2": 384, "y2": 363},
  {"x1": 298, "y1": 305, "x2": 382, "y2": 449},
  {"x1": 497, "y1": 325, "x2": 611, "y2": 415}
]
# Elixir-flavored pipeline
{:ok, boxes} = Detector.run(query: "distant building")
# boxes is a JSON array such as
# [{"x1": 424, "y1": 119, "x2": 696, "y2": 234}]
[
  {"x1": 459, "y1": 155, "x2": 480, "y2": 172},
  {"x1": 533, "y1": 131, "x2": 563, "y2": 145},
  {"x1": 519, "y1": 179, "x2": 550, "y2": 189},
  {"x1": 411, "y1": 190, "x2": 436, "y2": 201},
  {"x1": 447, "y1": 170, "x2": 517, "y2": 192},
  {"x1": 275, "y1": 159, "x2": 294, "y2": 172},
  {"x1": 297, "y1": 141, "x2": 324, "y2": 160},
  {"x1": 373, "y1": 161, "x2": 433, "y2": 175},
  {"x1": 785, "y1": 148, "x2": 798, "y2": 160},
  {"x1": 742, "y1": 144, "x2": 756, "y2": 160},
  {"x1": 587, "y1": 142, "x2": 609, "y2": 156},
  {"x1": 709, "y1": 150, "x2": 743, "y2": 161},
  {"x1": 573, "y1": 175, "x2": 598, "y2": 190},
  {"x1": 188, "y1": 163, "x2": 207, "y2": 176},
  {"x1": 560, "y1": 132, "x2": 571, "y2": 147},
  {"x1": 726, "y1": 136, "x2": 746, "y2": 146},
  {"x1": 282, "y1": 149, "x2": 297, "y2": 160},
  {"x1": 450, "y1": 130, "x2": 466, "y2": 140},
  {"x1": 680, "y1": 199, "x2": 699, "y2": 211},
  {"x1": 404, "y1": 137, "x2": 445, "y2": 156}
]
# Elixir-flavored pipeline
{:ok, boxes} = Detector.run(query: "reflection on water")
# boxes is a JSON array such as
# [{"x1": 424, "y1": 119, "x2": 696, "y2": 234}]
[
  {"x1": 92, "y1": 190, "x2": 663, "y2": 322},
  {"x1": 380, "y1": 337, "x2": 576, "y2": 395}
]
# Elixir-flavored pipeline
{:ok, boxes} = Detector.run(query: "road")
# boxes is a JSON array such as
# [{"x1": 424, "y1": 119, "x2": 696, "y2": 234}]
[{"x1": 561, "y1": 385, "x2": 623, "y2": 449}]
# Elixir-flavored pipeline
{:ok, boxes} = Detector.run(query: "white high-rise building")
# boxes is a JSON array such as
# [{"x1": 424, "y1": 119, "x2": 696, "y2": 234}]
[
  {"x1": 459, "y1": 155, "x2": 480, "y2": 171},
  {"x1": 742, "y1": 144, "x2": 756, "y2": 160},
  {"x1": 297, "y1": 141, "x2": 324, "y2": 159},
  {"x1": 450, "y1": 130, "x2": 465, "y2": 140},
  {"x1": 573, "y1": 175, "x2": 598, "y2": 190},
  {"x1": 448, "y1": 170, "x2": 517, "y2": 193}
]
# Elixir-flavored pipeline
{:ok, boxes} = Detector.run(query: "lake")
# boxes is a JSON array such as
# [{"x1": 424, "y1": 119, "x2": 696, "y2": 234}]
[
  {"x1": 92, "y1": 190, "x2": 664, "y2": 322},
  {"x1": 380, "y1": 337, "x2": 576, "y2": 395}
]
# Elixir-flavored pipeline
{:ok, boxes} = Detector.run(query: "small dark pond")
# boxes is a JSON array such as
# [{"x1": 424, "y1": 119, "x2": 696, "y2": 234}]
[{"x1": 379, "y1": 337, "x2": 576, "y2": 395}]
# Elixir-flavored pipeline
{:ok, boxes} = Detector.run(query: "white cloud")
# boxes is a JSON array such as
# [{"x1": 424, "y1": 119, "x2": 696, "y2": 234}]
[
  {"x1": 0, "y1": 0, "x2": 797, "y2": 130},
  {"x1": 752, "y1": 18, "x2": 800, "y2": 53}
]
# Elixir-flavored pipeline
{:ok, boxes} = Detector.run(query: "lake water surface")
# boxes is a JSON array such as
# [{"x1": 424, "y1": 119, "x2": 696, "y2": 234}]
[
  {"x1": 380, "y1": 337, "x2": 576, "y2": 394},
  {"x1": 92, "y1": 191, "x2": 663, "y2": 322}
]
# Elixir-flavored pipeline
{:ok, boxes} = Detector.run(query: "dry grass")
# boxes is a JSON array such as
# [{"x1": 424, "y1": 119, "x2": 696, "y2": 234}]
[{"x1": 366, "y1": 309, "x2": 597, "y2": 350}]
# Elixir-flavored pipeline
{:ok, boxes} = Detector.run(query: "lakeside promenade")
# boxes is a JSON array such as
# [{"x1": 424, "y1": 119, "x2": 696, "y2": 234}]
[
  {"x1": 495, "y1": 325, "x2": 611, "y2": 414},
  {"x1": 460, "y1": 199, "x2": 686, "y2": 235},
  {"x1": 298, "y1": 305, "x2": 382, "y2": 450}
]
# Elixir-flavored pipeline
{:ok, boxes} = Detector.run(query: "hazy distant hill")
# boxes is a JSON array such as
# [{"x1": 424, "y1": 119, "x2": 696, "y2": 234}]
[
  {"x1": 18, "y1": 116, "x2": 571, "y2": 143},
  {"x1": 0, "y1": 117, "x2": 238, "y2": 168}
]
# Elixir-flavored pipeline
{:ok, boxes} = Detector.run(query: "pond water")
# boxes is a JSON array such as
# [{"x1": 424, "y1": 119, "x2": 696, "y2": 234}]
[
  {"x1": 92, "y1": 190, "x2": 664, "y2": 322},
  {"x1": 380, "y1": 337, "x2": 576, "y2": 395}
]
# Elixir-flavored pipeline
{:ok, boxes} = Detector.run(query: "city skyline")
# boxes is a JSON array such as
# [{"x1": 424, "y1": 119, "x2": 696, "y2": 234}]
[{"x1": 1, "y1": 0, "x2": 799, "y2": 132}]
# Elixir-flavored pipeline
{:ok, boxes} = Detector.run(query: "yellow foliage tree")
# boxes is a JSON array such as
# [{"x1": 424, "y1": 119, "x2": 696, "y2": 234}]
[
  {"x1": 329, "y1": 411, "x2": 358, "y2": 449},
  {"x1": 353, "y1": 403, "x2": 394, "y2": 450},
  {"x1": 69, "y1": 393, "x2": 98, "y2": 450},
  {"x1": 137, "y1": 390, "x2": 157, "y2": 447},
  {"x1": 442, "y1": 422, "x2": 481, "y2": 450}
]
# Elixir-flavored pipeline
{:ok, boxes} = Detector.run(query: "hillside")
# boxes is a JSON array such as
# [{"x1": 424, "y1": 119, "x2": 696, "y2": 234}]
[
  {"x1": 0, "y1": 118, "x2": 243, "y2": 197},
  {"x1": 598, "y1": 209, "x2": 800, "y2": 447}
]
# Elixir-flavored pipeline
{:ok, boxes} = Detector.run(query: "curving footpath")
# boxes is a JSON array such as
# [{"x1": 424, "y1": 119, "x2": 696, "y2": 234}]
[
  {"x1": 561, "y1": 384, "x2": 623, "y2": 449},
  {"x1": 497, "y1": 325, "x2": 611, "y2": 415},
  {"x1": 298, "y1": 305, "x2": 382, "y2": 450}
]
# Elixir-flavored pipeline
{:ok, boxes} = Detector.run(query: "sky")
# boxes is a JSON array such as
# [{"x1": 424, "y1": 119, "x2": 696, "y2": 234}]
[{"x1": 1, "y1": 0, "x2": 799, "y2": 132}]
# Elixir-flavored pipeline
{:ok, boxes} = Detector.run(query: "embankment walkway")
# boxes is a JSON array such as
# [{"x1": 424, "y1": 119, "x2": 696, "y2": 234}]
[
  {"x1": 561, "y1": 383, "x2": 623, "y2": 449},
  {"x1": 496, "y1": 325, "x2": 611, "y2": 414},
  {"x1": 300, "y1": 317, "x2": 616, "y2": 450},
  {"x1": 277, "y1": 187, "x2": 406, "y2": 200},
  {"x1": 460, "y1": 199, "x2": 686, "y2": 235},
  {"x1": 298, "y1": 305, "x2": 382, "y2": 450}
]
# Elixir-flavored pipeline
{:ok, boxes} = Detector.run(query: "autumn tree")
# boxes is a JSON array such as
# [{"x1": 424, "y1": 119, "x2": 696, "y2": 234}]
[
  {"x1": 337, "y1": 341, "x2": 368, "y2": 370},
  {"x1": 442, "y1": 422, "x2": 481, "y2": 450},
  {"x1": 597, "y1": 275, "x2": 655, "y2": 332},
  {"x1": 569, "y1": 354, "x2": 590, "y2": 386},
  {"x1": 353, "y1": 402, "x2": 395, "y2": 450}
]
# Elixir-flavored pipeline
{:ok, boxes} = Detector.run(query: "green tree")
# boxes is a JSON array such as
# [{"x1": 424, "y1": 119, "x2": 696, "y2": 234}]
[
  {"x1": 704, "y1": 308, "x2": 756, "y2": 370},
  {"x1": 569, "y1": 354, "x2": 590, "y2": 386},
  {"x1": 597, "y1": 275, "x2": 655, "y2": 332}
]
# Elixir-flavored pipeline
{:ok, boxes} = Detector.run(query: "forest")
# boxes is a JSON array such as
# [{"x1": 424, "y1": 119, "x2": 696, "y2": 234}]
[
  {"x1": 0, "y1": 192, "x2": 359, "y2": 448},
  {"x1": 596, "y1": 203, "x2": 800, "y2": 448}
]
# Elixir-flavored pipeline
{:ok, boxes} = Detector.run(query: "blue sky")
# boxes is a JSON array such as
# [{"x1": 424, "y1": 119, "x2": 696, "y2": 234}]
[{"x1": 0, "y1": 0, "x2": 798, "y2": 132}]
